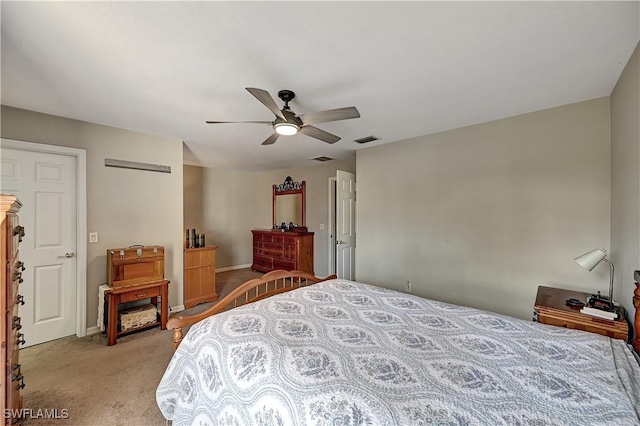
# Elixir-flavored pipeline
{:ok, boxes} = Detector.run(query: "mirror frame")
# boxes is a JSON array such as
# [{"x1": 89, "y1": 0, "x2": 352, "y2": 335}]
[{"x1": 273, "y1": 176, "x2": 306, "y2": 229}]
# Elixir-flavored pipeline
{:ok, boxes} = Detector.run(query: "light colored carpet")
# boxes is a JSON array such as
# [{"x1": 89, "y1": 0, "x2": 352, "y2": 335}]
[{"x1": 19, "y1": 268, "x2": 262, "y2": 426}]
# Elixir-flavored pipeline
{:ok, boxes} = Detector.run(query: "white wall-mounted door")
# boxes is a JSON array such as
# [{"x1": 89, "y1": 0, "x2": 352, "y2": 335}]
[
  {"x1": 336, "y1": 170, "x2": 356, "y2": 280},
  {"x1": 1, "y1": 146, "x2": 80, "y2": 346}
]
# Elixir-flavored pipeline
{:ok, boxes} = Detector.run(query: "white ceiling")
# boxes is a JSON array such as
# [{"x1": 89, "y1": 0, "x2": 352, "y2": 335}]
[{"x1": 1, "y1": 1, "x2": 638, "y2": 172}]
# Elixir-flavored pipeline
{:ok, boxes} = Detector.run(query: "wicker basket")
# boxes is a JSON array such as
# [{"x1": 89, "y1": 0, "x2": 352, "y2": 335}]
[{"x1": 119, "y1": 304, "x2": 157, "y2": 332}]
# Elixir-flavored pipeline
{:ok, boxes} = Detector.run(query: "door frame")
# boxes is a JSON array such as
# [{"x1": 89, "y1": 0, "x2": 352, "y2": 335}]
[
  {"x1": 335, "y1": 170, "x2": 356, "y2": 280},
  {"x1": 328, "y1": 177, "x2": 337, "y2": 275},
  {"x1": 1, "y1": 138, "x2": 88, "y2": 338}
]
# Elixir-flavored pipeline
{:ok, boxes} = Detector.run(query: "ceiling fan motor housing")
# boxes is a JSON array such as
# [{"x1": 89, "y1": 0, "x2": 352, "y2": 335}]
[{"x1": 278, "y1": 90, "x2": 296, "y2": 108}]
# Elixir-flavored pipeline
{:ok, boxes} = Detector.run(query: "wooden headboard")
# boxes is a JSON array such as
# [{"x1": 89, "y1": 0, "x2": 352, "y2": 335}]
[
  {"x1": 166, "y1": 269, "x2": 336, "y2": 349},
  {"x1": 634, "y1": 282, "x2": 640, "y2": 353}
]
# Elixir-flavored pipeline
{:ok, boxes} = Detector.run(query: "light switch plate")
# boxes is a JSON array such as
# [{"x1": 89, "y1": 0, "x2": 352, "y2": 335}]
[{"x1": 89, "y1": 232, "x2": 98, "y2": 243}]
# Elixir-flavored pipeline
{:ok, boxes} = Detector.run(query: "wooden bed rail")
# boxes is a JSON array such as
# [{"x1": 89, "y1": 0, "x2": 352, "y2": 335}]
[{"x1": 167, "y1": 270, "x2": 337, "y2": 349}]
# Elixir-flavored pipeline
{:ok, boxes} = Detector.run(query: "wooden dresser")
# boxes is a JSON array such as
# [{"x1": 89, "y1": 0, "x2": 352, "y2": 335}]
[
  {"x1": 251, "y1": 230, "x2": 314, "y2": 274},
  {"x1": 1, "y1": 195, "x2": 25, "y2": 424},
  {"x1": 184, "y1": 246, "x2": 218, "y2": 309}
]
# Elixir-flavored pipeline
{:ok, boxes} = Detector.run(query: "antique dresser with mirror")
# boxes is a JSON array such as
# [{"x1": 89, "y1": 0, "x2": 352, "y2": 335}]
[{"x1": 251, "y1": 176, "x2": 314, "y2": 274}]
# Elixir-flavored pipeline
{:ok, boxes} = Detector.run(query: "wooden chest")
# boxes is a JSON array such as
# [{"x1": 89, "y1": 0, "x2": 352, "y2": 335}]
[{"x1": 107, "y1": 245, "x2": 164, "y2": 288}]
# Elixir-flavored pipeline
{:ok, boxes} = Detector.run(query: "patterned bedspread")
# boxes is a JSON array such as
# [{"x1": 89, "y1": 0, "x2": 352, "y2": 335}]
[{"x1": 156, "y1": 279, "x2": 640, "y2": 425}]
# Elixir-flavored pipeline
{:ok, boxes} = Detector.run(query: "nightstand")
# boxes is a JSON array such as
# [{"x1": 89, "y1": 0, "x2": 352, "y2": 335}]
[
  {"x1": 533, "y1": 285, "x2": 629, "y2": 341},
  {"x1": 105, "y1": 280, "x2": 169, "y2": 346}
]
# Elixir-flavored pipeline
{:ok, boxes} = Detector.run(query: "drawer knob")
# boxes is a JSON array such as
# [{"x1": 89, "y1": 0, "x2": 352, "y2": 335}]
[
  {"x1": 12, "y1": 371, "x2": 25, "y2": 390},
  {"x1": 135, "y1": 292, "x2": 148, "y2": 298},
  {"x1": 13, "y1": 225, "x2": 25, "y2": 242}
]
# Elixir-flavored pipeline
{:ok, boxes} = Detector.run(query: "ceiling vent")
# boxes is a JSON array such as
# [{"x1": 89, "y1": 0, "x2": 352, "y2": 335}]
[
  {"x1": 311, "y1": 156, "x2": 334, "y2": 162},
  {"x1": 354, "y1": 135, "x2": 379, "y2": 144}
]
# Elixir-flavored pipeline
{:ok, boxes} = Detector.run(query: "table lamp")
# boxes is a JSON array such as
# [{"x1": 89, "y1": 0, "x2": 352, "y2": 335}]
[{"x1": 574, "y1": 248, "x2": 614, "y2": 311}]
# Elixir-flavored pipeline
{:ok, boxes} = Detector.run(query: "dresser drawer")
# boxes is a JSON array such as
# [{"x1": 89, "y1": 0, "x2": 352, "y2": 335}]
[
  {"x1": 273, "y1": 259, "x2": 295, "y2": 270},
  {"x1": 263, "y1": 241, "x2": 283, "y2": 251},
  {"x1": 253, "y1": 255, "x2": 273, "y2": 269},
  {"x1": 120, "y1": 286, "x2": 161, "y2": 303},
  {"x1": 282, "y1": 244, "x2": 296, "y2": 260},
  {"x1": 263, "y1": 248, "x2": 285, "y2": 259},
  {"x1": 258, "y1": 233, "x2": 273, "y2": 242},
  {"x1": 283, "y1": 236, "x2": 297, "y2": 245}
]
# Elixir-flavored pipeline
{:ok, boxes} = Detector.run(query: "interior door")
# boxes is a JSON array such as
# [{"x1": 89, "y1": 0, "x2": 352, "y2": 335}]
[
  {"x1": 336, "y1": 170, "x2": 356, "y2": 280},
  {"x1": 0, "y1": 147, "x2": 77, "y2": 347}
]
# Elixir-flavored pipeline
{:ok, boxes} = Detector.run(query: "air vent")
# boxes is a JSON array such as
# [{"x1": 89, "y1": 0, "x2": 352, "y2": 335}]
[
  {"x1": 311, "y1": 156, "x2": 334, "y2": 162},
  {"x1": 354, "y1": 135, "x2": 379, "y2": 144}
]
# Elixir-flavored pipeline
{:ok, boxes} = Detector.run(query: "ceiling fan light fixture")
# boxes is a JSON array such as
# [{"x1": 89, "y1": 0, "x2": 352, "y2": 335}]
[{"x1": 274, "y1": 122, "x2": 299, "y2": 136}]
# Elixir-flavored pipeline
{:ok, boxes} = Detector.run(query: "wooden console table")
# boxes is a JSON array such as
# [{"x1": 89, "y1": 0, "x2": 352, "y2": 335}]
[
  {"x1": 533, "y1": 285, "x2": 629, "y2": 341},
  {"x1": 105, "y1": 280, "x2": 169, "y2": 346}
]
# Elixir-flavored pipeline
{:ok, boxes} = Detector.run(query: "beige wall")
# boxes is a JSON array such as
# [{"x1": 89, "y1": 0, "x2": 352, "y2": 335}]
[
  {"x1": 356, "y1": 98, "x2": 611, "y2": 321},
  {"x1": 190, "y1": 158, "x2": 355, "y2": 276},
  {"x1": 1, "y1": 106, "x2": 184, "y2": 329},
  {"x1": 198, "y1": 167, "x2": 264, "y2": 269},
  {"x1": 611, "y1": 41, "x2": 639, "y2": 337},
  {"x1": 183, "y1": 165, "x2": 204, "y2": 231}
]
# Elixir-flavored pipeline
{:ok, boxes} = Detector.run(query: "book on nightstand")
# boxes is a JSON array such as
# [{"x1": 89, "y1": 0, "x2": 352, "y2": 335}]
[{"x1": 580, "y1": 306, "x2": 618, "y2": 320}]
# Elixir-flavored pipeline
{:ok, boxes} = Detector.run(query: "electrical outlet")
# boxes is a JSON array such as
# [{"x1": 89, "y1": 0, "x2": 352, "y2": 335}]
[
  {"x1": 89, "y1": 232, "x2": 98, "y2": 243},
  {"x1": 319, "y1": 224, "x2": 325, "y2": 230},
  {"x1": 405, "y1": 280, "x2": 411, "y2": 292}
]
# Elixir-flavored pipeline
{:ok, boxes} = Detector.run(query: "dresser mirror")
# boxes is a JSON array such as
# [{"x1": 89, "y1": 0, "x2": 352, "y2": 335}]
[{"x1": 273, "y1": 176, "x2": 306, "y2": 230}]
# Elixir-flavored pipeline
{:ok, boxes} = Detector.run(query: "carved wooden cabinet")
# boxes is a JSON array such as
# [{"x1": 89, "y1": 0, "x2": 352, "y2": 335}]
[
  {"x1": 1, "y1": 195, "x2": 25, "y2": 424},
  {"x1": 184, "y1": 246, "x2": 218, "y2": 309},
  {"x1": 251, "y1": 230, "x2": 314, "y2": 274}
]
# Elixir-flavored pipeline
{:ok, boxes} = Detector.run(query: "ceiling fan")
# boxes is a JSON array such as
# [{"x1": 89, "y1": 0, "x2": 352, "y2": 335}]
[{"x1": 206, "y1": 88, "x2": 360, "y2": 145}]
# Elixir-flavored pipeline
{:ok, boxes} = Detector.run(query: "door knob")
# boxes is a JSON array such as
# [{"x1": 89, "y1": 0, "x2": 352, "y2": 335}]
[{"x1": 58, "y1": 252, "x2": 75, "y2": 259}]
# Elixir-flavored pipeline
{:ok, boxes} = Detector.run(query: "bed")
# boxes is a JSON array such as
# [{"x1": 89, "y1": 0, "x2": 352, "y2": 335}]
[{"x1": 156, "y1": 270, "x2": 640, "y2": 425}]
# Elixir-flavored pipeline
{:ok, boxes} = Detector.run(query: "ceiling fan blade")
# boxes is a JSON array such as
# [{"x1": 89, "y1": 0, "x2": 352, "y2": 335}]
[
  {"x1": 246, "y1": 87, "x2": 286, "y2": 120},
  {"x1": 206, "y1": 120, "x2": 272, "y2": 124},
  {"x1": 261, "y1": 133, "x2": 280, "y2": 145},
  {"x1": 299, "y1": 126, "x2": 341, "y2": 144},
  {"x1": 299, "y1": 106, "x2": 360, "y2": 126}
]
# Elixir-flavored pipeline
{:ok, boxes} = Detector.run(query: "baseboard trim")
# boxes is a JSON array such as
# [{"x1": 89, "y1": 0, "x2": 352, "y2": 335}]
[
  {"x1": 170, "y1": 304, "x2": 185, "y2": 313},
  {"x1": 216, "y1": 263, "x2": 252, "y2": 273},
  {"x1": 86, "y1": 326, "x2": 101, "y2": 336}
]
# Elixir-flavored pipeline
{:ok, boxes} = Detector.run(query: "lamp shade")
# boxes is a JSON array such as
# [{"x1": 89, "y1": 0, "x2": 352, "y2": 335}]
[{"x1": 574, "y1": 249, "x2": 607, "y2": 271}]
